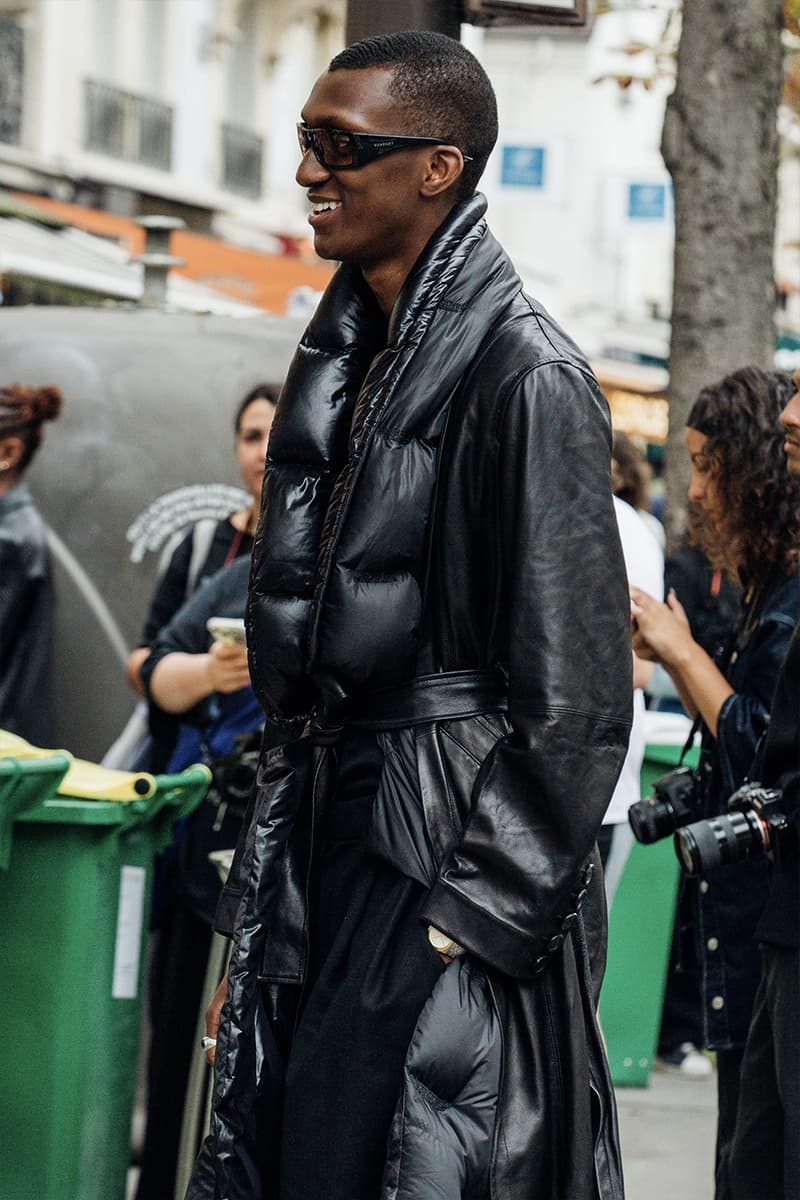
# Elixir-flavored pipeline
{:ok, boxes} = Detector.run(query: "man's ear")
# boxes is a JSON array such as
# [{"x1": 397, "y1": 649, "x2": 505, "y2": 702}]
[{"x1": 419, "y1": 146, "x2": 467, "y2": 198}]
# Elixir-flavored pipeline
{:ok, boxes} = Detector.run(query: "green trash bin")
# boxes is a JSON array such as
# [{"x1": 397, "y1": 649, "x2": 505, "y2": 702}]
[
  {"x1": 600, "y1": 725, "x2": 699, "y2": 1087},
  {"x1": 0, "y1": 753, "x2": 71, "y2": 869},
  {"x1": 0, "y1": 760, "x2": 211, "y2": 1200}
]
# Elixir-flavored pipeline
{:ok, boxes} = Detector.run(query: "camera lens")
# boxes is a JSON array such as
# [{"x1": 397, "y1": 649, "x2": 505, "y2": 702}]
[
  {"x1": 628, "y1": 799, "x2": 661, "y2": 844},
  {"x1": 629, "y1": 797, "x2": 683, "y2": 844},
  {"x1": 675, "y1": 810, "x2": 767, "y2": 876}
]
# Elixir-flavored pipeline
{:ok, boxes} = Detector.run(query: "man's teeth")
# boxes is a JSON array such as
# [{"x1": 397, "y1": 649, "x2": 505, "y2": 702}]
[{"x1": 312, "y1": 201, "x2": 341, "y2": 213}]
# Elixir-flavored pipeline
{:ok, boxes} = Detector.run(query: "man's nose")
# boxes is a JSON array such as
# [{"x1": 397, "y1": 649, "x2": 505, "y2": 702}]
[{"x1": 296, "y1": 148, "x2": 330, "y2": 186}]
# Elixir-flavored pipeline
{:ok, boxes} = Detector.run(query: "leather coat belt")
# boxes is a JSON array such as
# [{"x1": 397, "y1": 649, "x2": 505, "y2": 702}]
[{"x1": 321, "y1": 666, "x2": 509, "y2": 731}]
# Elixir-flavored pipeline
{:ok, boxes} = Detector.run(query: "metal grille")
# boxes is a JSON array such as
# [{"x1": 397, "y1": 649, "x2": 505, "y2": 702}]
[
  {"x1": 84, "y1": 79, "x2": 172, "y2": 170},
  {"x1": 137, "y1": 94, "x2": 172, "y2": 169},
  {"x1": 221, "y1": 123, "x2": 263, "y2": 199}
]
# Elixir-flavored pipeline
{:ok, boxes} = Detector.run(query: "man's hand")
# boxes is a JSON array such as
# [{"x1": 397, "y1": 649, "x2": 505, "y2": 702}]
[
  {"x1": 206, "y1": 641, "x2": 251, "y2": 693},
  {"x1": 427, "y1": 925, "x2": 464, "y2": 966},
  {"x1": 203, "y1": 972, "x2": 229, "y2": 1065}
]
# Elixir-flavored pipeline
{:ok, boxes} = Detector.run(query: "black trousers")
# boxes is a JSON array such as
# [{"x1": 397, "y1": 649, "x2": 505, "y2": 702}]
[
  {"x1": 729, "y1": 946, "x2": 800, "y2": 1200},
  {"x1": 715, "y1": 1046, "x2": 744, "y2": 1200},
  {"x1": 278, "y1": 735, "x2": 445, "y2": 1200}
]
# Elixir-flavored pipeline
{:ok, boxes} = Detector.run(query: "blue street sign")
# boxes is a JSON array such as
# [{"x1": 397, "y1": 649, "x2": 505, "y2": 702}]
[
  {"x1": 501, "y1": 145, "x2": 546, "y2": 189},
  {"x1": 628, "y1": 183, "x2": 667, "y2": 220}
]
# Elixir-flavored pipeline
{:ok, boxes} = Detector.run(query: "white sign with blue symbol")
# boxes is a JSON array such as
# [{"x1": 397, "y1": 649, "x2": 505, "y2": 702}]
[
  {"x1": 501, "y1": 145, "x2": 546, "y2": 189},
  {"x1": 628, "y1": 183, "x2": 667, "y2": 220}
]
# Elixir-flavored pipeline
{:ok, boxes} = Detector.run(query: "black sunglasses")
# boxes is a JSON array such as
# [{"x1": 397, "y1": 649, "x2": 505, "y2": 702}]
[{"x1": 297, "y1": 123, "x2": 473, "y2": 171}]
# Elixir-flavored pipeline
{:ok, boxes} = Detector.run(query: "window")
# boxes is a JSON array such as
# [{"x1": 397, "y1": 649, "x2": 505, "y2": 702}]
[
  {"x1": 84, "y1": 80, "x2": 172, "y2": 170},
  {"x1": 221, "y1": 123, "x2": 263, "y2": 199}
]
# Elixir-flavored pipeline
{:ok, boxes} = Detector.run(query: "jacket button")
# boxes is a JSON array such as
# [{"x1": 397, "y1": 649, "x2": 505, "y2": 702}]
[
  {"x1": 561, "y1": 912, "x2": 578, "y2": 932},
  {"x1": 711, "y1": 995, "x2": 725, "y2": 1011},
  {"x1": 533, "y1": 955, "x2": 548, "y2": 975},
  {"x1": 583, "y1": 862, "x2": 594, "y2": 885},
  {"x1": 707, "y1": 937, "x2": 719, "y2": 951},
  {"x1": 575, "y1": 888, "x2": 588, "y2": 908},
  {"x1": 547, "y1": 933, "x2": 565, "y2": 953}
]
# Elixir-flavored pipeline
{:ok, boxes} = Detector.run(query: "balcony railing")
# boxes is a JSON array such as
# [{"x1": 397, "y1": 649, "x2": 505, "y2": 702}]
[
  {"x1": 0, "y1": 14, "x2": 24, "y2": 146},
  {"x1": 84, "y1": 79, "x2": 172, "y2": 171},
  {"x1": 221, "y1": 123, "x2": 263, "y2": 199}
]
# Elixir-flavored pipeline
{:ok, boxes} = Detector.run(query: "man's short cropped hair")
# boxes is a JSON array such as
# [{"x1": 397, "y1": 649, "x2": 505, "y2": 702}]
[{"x1": 329, "y1": 31, "x2": 498, "y2": 200}]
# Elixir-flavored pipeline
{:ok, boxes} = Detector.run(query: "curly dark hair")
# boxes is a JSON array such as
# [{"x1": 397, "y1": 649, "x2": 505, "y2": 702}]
[
  {"x1": 329, "y1": 32, "x2": 498, "y2": 201},
  {"x1": 686, "y1": 367, "x2": 800, "y2": 584}
]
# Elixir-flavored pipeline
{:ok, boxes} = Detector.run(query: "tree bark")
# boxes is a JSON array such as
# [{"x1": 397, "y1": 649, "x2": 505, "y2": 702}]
[
  {"x1": 661, "y1": 0, "x2": 784, "y2": 546},
  {"x1": 346, "y1": 0, "x2": 462, "y2": 43}
]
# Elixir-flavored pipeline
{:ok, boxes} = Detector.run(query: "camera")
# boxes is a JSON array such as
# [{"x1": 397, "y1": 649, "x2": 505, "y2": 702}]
[
  {"x1": 675, "y1": 782, "x2": 795, "y2": 877},
  {"x1": 628, "y1": 766, "x2": 700, "y2": 845}
]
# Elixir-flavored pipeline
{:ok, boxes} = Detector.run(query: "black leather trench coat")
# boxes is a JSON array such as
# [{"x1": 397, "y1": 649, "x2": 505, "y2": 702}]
[{"x1": 189, "y1": 195, "x2": 632, "y2": 1200}]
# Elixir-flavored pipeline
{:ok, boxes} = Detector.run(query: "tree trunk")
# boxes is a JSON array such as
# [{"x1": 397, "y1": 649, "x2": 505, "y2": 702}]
[
  {"x1": 346, "y1": 0, "x2": 462, "y2": 43},
  {"x1": 661, "y1": 0, "x2": 784, "y2": 547}
]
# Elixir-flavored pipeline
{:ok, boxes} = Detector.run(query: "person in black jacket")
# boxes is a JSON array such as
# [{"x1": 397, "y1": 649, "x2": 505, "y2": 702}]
[
  {"x1": 0, "y1": 383, "x2": 63, "y2": 745},
  {"x1": 729, "y1": 369, "x2": 800, "y2": 1200},
  {"x1": 124, "y1": 386, "x2": 276, "y2": 772},
  {"x1": 189, "y1": 32, "x2": 632, "y2": 1200}
]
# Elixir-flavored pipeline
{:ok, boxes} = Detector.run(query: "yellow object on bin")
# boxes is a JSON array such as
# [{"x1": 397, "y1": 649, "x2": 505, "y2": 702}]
[{"x1": 0, "y1": 730, "x2": 157, "y2": 801}]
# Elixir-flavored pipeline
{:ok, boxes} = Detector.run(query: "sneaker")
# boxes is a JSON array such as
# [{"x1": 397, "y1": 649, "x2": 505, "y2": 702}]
[{"x1": 656, "y1": 1042, "x2": 713, "y2": 1079}]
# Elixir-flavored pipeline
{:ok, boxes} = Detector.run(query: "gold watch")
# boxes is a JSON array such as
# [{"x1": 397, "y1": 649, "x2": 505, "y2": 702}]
[{"x1": 427, "y1": 925, "x2": 465, "y2": 957}]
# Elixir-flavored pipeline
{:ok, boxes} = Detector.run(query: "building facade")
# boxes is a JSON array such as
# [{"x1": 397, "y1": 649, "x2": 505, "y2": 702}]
[
  {"x1": 0, "y1": 0, "x2": 345, "y2": 240},
  {"x1": 1, "y1": 1, "x2": 797, "y2": 350}
]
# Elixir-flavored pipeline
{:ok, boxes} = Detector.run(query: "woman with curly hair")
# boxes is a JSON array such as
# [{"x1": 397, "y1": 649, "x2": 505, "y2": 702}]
[
  {"x1": 0, "y1": 383, "x2": 64, "y2": 743},
  {"x1": 630, "y1": 366, "x2": 800, "y2": 1200}
]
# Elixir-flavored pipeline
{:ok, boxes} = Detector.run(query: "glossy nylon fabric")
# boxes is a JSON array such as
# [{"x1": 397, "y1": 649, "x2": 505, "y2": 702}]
[
  {"x1": 381, "y1": 957, "x2": 502, "y2": 1200},
  {"x1": 246, "y1": 195, "x2": 521, "y2": 724}
]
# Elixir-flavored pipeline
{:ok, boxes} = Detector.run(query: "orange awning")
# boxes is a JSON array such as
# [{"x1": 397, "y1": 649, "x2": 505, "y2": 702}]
[{"x1": 11, "y1": 191, "x2": 334, "y2": 314}]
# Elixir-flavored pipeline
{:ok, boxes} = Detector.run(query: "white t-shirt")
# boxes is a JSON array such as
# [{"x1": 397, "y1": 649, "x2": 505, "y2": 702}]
[{"x1": 603, "y1": 497, "x2": 665, "y2": 825}]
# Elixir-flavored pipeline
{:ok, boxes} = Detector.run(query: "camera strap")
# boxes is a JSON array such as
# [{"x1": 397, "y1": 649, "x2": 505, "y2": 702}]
[{"x1": 677, "y1": 715, "x2": 702, "y2": 766}]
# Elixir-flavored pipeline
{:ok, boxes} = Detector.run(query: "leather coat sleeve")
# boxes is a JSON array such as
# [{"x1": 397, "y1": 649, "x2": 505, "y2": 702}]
[{"x1": 422, "y1": 362, "x2": 633, "y2": 978}]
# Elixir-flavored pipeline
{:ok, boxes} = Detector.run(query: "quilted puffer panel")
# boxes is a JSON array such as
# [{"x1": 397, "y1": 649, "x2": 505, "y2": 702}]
[
  {"x1": 315, "y1": 564, "x2": 422, "y2": 689},
  {"x1": 381, "y1": 958, "x2": 501, "y2": 1200},
  {"x1": 254, "y1": 464, "x2": 330, "y2": 594},
  {"x1": 336, "y1": 431, "x2": 439, "y2": 574}
]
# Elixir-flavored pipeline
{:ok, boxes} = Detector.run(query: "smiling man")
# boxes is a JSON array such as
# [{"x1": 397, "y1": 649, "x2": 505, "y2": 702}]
[{"x1": 188, "y1": 32, "x2": 632, "y2": 1200}]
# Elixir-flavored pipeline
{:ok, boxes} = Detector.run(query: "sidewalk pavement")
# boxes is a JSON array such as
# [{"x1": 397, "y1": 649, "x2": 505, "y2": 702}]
[
  {"x1": 616, "y1": 1063, "x2": 717, "y2": 1200},
  {"x1": 129, "y1": 1062, "x2": 718, "y2": 1200}
]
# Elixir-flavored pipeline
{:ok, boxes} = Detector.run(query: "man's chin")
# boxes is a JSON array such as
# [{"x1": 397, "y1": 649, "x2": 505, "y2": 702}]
[{"x1": 311, "y1": 233, "x2": 341, "y2": 262}]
